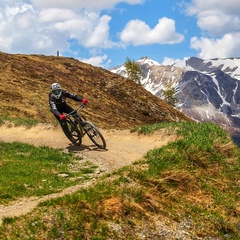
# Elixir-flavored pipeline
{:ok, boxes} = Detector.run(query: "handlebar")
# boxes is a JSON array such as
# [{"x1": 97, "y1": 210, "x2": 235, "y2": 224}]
[{"x1": 66, "y1": 103, "x2": 86, "y2": 118}]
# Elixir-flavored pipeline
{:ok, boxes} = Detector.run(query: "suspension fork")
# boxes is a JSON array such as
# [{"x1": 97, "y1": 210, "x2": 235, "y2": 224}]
[{"x1": 74, "y1": 115, "x2": 85, "y2": 137}]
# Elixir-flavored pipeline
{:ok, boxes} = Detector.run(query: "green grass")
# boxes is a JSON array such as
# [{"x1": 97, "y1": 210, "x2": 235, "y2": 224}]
[
  {"x1": 0, "y1": 142, "x2": 96, "y2": 204},
  {"x1": 0, "y1": 116, "x2": 40, "y2": 127},
  {"x1": 0, "y1": 122, "x2": 239, "y2": 239},
  {"x1": 131, "y1": 121, "x2": 179, "y2": 134}
]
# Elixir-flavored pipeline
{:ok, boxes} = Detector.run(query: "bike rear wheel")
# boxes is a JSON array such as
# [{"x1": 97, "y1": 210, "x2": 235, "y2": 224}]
[
  {"x1": 83, "y1": 121, "x2": 106, "y2": 149},
  {"x1": 66, "y1": 119, "x2": 82, "y2": 146}
]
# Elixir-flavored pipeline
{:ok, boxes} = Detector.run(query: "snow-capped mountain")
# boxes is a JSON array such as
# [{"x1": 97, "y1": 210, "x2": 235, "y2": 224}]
[{"x1": 110, "y1": 56, "x2": 240, "y2": 142}]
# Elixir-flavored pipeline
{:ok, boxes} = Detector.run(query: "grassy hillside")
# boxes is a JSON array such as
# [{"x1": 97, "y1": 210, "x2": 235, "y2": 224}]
[
  {"x1": 0, "y1": 122, "x2": 239, "y2": 239},
  {"x1": 0, "y1": 51, "x2": 190, "y2": 129}
]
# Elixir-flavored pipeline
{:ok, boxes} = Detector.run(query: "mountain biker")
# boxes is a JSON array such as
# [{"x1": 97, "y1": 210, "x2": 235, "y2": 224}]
[{"x1": 49, "y1": 82, "x2": 88, "y2": 142}]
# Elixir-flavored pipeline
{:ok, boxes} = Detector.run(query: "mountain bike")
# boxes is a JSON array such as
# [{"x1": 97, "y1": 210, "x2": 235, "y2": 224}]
[{"x1": 65, "y1": 104, "x2": 106, "y2": 149}]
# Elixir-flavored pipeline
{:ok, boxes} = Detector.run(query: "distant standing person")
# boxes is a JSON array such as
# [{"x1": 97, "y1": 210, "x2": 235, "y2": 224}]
[{"x1": 49, "y1": 82, "x2": 88, "y2": 142}]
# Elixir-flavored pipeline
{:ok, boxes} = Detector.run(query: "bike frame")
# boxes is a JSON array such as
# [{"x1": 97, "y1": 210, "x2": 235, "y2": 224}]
[{"x1": 66, "y1": 104, "x2": 86, "y2": 137}]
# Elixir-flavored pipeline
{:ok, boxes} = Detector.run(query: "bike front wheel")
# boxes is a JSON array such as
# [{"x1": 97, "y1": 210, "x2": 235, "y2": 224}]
[
  {"x1": 83, "y1": 121, "x2": 106, "y2": 149},
  {"x1": 66, "y1": 119, "x2": 82, "y2": 146}
]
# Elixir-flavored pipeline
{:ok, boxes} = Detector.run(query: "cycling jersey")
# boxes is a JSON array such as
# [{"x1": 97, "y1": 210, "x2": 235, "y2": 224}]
[{"x1": 49, "y1": 90, "x2": 82, "y2": 117}]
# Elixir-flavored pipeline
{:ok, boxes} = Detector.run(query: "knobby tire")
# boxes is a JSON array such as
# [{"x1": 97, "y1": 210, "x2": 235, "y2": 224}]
[{"x1": 83, "y1": 121, "x2": 106, "y2": 149}]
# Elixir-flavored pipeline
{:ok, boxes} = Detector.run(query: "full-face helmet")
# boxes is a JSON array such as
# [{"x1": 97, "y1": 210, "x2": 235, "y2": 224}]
[{"x1": 50, "y1": 83, "x2": 62, "y2": 99}]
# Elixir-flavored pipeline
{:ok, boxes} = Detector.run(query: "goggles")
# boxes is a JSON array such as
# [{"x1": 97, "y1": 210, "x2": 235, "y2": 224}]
[{"x1": 52, "y1": 89, "x2": 61, "y2": 95}]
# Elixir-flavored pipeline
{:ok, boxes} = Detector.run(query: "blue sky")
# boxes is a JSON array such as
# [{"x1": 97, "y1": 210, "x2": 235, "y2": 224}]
[{"x1": 1, "y1": 0, "x2": 240, "y2": 69}]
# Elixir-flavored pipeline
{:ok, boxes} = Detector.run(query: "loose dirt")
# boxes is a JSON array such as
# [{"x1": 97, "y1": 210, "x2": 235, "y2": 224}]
[{"x1": 0, "y1": 124, "x2": 177, "y2": 225}]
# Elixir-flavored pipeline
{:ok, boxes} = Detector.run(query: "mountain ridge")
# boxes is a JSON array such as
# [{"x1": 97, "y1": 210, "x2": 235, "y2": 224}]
[{"x1": 110, "y1": 56, "x2": 240, "y2": 144}]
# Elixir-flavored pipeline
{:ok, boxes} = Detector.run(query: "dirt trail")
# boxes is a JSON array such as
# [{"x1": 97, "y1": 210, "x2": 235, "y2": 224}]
[{"x1": 0, "y1": 124, "x2": 177, "y2": 224}]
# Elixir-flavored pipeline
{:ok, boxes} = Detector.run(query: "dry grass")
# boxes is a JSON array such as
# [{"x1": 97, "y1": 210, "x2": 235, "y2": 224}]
[{"x1": 0, "y1": 52, "x2": 190, "y2": 130}]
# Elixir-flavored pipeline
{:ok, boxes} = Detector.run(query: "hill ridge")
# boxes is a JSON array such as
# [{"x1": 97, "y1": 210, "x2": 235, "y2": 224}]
[{"x1": 0, "y1": 51, "x2": 190, "y2": 129}]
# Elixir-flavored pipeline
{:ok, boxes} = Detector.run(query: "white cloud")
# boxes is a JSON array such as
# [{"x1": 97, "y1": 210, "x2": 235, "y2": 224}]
[
  {"x1": 196, "y1": 11, "x2": 240, "y2": 36},
  {"x1": 0, "y1": 36, "x2": 12, "y2": 52},
  {"x1": 0, "y1": 0, "x2": 190, "y2": 68},
  {"x1": 39, "y1": 9, "x2": 77, "y2": 23},
  {"x1": 185, "y1": 0, "x2": 240, "y2": 59},
  {"x1": 0, "y1": 0, "x2": 148, "y2": 67},
  {"x1": 190, "y1": 33, "x2": 240, "y2": 59},
  {"x1": 186, "y1": 0, "x2": 240, "y2": 35},
  {"x1": 186, "y1": 0, "x2": 240, "y2": 15},
  {"x1": 83, "y1": 15, "x2": 115, "y2": 48},
  {"x1": 120, "y1": 17, "x2": 184, "y2": 45},
  {"x1": 79, "y1": 54, "x2": 111, "y2": 68},
  {"x1": 0, "y1": 3, "x2": 70, "y2": 54},
  {"x1": 0, "y1": 2, "x2": 117, "y2": 55},
  {"x1": 31, "y1": 0, "x2": 144, "y2": 10},
  {"x1": 51, "y1": 12, "x2": 116, "y2": 48}
]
